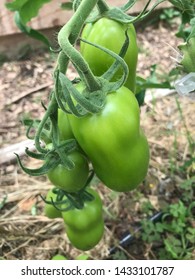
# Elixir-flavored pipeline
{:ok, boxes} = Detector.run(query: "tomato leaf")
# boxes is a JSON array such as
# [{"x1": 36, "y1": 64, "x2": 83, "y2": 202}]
[
  {"x1": 15, "y1": 152, "x2": 60, "y2": 176},
  {"x1": 14, "y1": 12, "x2": 50, "y2": 47},
  {"x1": 6, "y1": 0, "x2": 51, "y2": 24},
  {"x1": 5, "y1": 0, "x2": 29, "y2": 11},
  {"x1": 188, "y1": 17, "x2": 195, "y2": 41},
  {"x1": 168, "y1": 0, "x2": 195, "y2": 15}
]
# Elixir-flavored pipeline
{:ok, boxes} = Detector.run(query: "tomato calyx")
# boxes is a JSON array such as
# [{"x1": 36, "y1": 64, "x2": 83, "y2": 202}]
[
  {"x1": 15, "y1": 139, "x2": 78, "y2": 177},
  {"x1": 56, "y1": 30, "x2": 129, "y2": 117},
  {"x1": 41, "y1": 170, "x2": 95, "y2": 212},
  {"x1": 86, "y1": 0, "x2": 165, "y2": 25},
  {"x1": 23, "y1": 118, "x2": 51, "y2": 145},
  {"x1": 80, "y1": 29, "x2": 129, "y2": 89}
]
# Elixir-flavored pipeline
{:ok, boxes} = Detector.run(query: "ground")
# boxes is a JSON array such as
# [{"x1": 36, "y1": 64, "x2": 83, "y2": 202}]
[{"x1": 0, "y1": 17, "x2": 195, "y2": 260}]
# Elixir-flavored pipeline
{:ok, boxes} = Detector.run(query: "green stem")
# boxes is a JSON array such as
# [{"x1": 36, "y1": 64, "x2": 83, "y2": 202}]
[
  {"x1": 57, "y1": 0, "x2": 101, "y2": 92},
  {"x1": 72, "y1": 0, "x2": 82, "y2": 11},
  {"x1": 97, "y1": 0, "x2": 110, "y2": 14},
  {"x1": 57, "y1": 51, "x2": 69, "y2": 74},
  {"x1": 35, "y1": 94, "x2": 57, "y2": 153}
]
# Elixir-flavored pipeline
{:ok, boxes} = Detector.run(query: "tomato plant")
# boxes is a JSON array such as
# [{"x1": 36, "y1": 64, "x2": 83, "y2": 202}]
[
  {"x1": 62, "y1": 188, "x2": 104, "y2": 251},
  {"x1": 44, "y1": 189, "x2": 62, "y2": 219},
  {"x1": 68, "y1": 83, "x2": 149, "y2": 192},
  {"x1": 80, "y1": 17, "x2": 138, "y2": 93},
  {"x1": 47, "y1": 151, "x2": 89, "y2": 193},
  {"x1": 11, "y1": 0, "x2": 156, "y2": 252}
]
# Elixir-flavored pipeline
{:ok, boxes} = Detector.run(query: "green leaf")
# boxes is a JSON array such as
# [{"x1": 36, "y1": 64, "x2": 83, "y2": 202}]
[
  {"x1": 20, "y1": 0, "x2": 51, "y2": 24},
  {"x1": 164, "y1": 236, "x2": 182, "y2": 259},
  {"x1": 155, "y1": 222, "x2": 165, "y2": 233},
  {"x1": 88, "y1": 0, "x2": 166, "y2": 25},
  {"x1": 188, "y1": 17, "x2": 195, "y2": 40},
  {"x1": 104, "y1": 7, "x2": 135, "y2": 24},
  {"x1": 6, "y1": 0, "x2": 29, "y2": 11},
  {"x1": 14, "y1": 12, "x2": 50, "y2": 47},
  {"x1": 141, "y1": 220, "x2": 162, "y2": 242},
  {"x1": 15, "y1": 152, "x2": 60, "y2": 176},
  {"x1": 179, "y1": 176, "x2": 195, "y2": 190},
  {"x1": 168, "y1": 0, "x2": 195, "y2": 15},
  {"x1": 169, "y1": 201, "x2": 187, "y2": 220},
  {"x1": 186, "y1": 228, "x2": 195, "y2": 243},
  {"x1": 6, "y1": 0, "x2": 51, "y2": 24}
]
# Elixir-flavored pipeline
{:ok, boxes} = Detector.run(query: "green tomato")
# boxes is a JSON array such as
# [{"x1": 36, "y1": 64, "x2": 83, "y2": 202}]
[
  {"x1": 62, "y1": 188, "x2": 104, "y2": 251},
  {"x1": 44, "y1": 189, "x2": 62, "y2": 219},
  {"x1": 80, "y1": 18, "x2": 138, "y2": 93},
  {"x1": 58, "y1": 108, "x2": 74, "y2": 141},
  {"x1": 51, "y1": 254, "x2": 67, "y2": 260},
  {"x1": 68, "y1": 83, "x2": 150, "y2": 192},
  {"x1": 62, "y1": 188, "x2": 102, "y2": 230},
  {"x1": 47, "y1": 151, "x2": 89, "y2": 193},
  {"x1": 66, "y1": 220, "x2": 104, "y2": 251}
]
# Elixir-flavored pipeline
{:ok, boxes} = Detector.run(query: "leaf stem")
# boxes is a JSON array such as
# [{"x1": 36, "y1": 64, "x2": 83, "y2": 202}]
[
  {"x1": 97, "y1": 0, "x2": 110, "y2": 14},
  {"x1": 34, "y1": 94, "x2": 57, "y2": 153}
]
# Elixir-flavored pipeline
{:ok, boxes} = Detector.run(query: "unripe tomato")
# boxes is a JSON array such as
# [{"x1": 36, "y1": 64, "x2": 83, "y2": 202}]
[
  {"x1": 80, "y1": 18, "x2": 138, "y2": 93},
  {"x1": 68, "y1": 83, "x2": 149, "y2": 192},
  {"x1": 47, "y1": 151, "x2": 89, "y2": 193},
  {"x1": 62, "y1": 188, "x2": 104, "y2": 251},
  {"x1": 58, "y1": 109, "x2": 74, "y2": 141},
  {"x1": 44, "y1": 189, "x2": 62, "y2": 219},
  {"x1": 51, "y1": 254, "x2": 67, "y2": 260}
]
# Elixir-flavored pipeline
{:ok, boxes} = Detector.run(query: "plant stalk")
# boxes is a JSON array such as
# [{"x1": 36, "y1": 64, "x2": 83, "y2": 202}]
[
  {"x1": 97, "y1": 0, "x2": 110, "y2": 14},
  {"x1": 57, "y1": 0, "x2": 101, "y2": 92}
]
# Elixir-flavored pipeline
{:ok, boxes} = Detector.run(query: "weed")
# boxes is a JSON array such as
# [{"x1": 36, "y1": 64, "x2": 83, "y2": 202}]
[
  {"x1": 160, "y1": 8, "x2": 181, "y2": 26},
  {"x1": 140, "y1": 171, "x2": 195, "y2": 259}
]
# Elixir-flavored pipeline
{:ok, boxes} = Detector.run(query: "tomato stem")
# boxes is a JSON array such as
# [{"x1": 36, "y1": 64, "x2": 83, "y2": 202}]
[
  {"x1": 57, "y1": 0, "x2": 101, "y2": 92},
  {"x1": 97, "y1": 0, "x2": 110, "y2": 14},
  {"x1": 34, "y1": 94, "x2": 57, "y2": 153},
  {"x1": 57, "y1": 51, "x2": 69, "y2": 74}
]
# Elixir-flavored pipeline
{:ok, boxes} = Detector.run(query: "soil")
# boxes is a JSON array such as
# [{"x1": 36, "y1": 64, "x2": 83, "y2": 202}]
[{"x1": 0, "y1": 19, "x2": 195, "y2": 260}]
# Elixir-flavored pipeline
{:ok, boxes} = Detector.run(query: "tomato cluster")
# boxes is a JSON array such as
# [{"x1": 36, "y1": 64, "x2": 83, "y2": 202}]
[
  {"x1": 62, "y1": 188, "x2": 104, "y2": 251},
  {"x1": 44, "y1": 188, "x2": 104, "y2": 251},
  {"x1": 44, "y1": 17, "x2": 149, "y2": 251}
]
